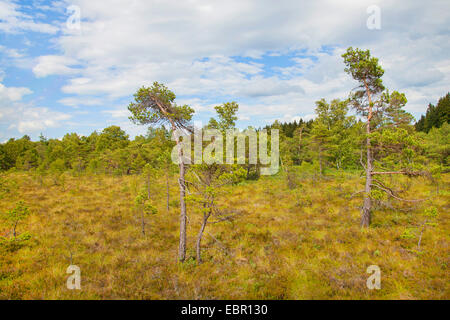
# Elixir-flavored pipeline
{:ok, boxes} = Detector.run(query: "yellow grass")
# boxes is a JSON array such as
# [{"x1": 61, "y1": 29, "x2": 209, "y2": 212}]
[{"x1": 0, "y1": 171, "x2": 448, "y2": 299}]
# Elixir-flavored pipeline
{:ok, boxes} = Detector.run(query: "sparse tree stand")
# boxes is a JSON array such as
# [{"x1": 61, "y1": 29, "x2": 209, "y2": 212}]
[
  {"x1": 342, "y1": 47, "x2": 424, "y2": 227},
  {"x1": 128, "y1": 82, "x2": 194, "y2": 262}
]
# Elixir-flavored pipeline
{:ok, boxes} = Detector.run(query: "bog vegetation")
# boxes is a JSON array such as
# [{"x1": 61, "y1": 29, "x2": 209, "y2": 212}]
[{"x1": 0, "y1": 48, "x2": 448, "y2": 299}]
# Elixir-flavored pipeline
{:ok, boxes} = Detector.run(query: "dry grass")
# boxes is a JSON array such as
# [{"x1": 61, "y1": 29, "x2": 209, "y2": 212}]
[{"x1": 0, "y1": 170, "x2": 448, "y2": 299}]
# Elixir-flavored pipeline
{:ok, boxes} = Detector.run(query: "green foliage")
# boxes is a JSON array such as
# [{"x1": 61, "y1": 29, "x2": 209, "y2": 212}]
[
  {"x1": 4, "y1": 201, "x2": 30, "y2": 225},
  {"x1": 2, "y1": 201, "x2": 30, "y2": 240},
  {"x1": 135, "y1": 192, "x2": 158, "y2": 215},
  {"x1": 416, "y1": 93, "x2": 450, "y2": 132},
  {"x1": 310, "y1": 98, "x2": 359, "y2": 171},
  {"x1": 342, "y1": 47, "x2": 385, "y2": 99},
  {"x1": 128, "y1": 81, "x2": 194, "y2": 129},
  {"x1": 400, "y1": 227, "x2": 416, "y2": 239},
  {"x1": 208, "y1": 102, "x2": 239, "y2": 132},
  {"x1": 424, "y1": 206, "x2": 438, "y2": 220}
]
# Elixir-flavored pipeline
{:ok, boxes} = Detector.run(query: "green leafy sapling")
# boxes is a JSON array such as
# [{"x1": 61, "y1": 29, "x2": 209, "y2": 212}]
[
  {"x1": 4, "y1": 201, "x2": 30, "y2": 240},
  {"x1": 134, "y1": 192, "x2": 157, "y2": 236},
  {"x1": 400, "y1": 206, "x2": 439, "y2": 253},
  {"x1": 417, "y1": 206, "x2": 438, "y2": 252}
]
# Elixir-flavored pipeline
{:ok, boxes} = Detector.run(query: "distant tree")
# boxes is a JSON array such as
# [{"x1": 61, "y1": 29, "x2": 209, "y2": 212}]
[
  {"x1": 128, "y1": 82, "x2": 194, "y2": 262},
  {"x1": 208, "y1": 102, "x2": 239, "y2": 132},
  {"x1": 49, "y1": 158, "x2": 66, "y2": 188},
  {"x1": 309, "y1": 99, "x2": 359, "y2": 174},
  {"x1": 415, "y1": 93, "x2": 450, "y2": 133},
  {"x1": 96, "y1": 126, "x2": 130, "y2": 152}
]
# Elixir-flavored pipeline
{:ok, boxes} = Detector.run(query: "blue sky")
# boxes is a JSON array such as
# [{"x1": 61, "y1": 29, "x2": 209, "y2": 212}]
[{"x1": 0, "y1": 0, "x2": 449, "y2": 141}]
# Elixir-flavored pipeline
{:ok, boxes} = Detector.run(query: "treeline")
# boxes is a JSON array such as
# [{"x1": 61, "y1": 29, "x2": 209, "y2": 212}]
[
  {"x1": 0, "y1": 103, "x2": 448, "y2": 176},
  {"x1": 415, "y1": 92, "x2": 450, "y2": 133},
  {"x1": 264, "y1": 118, "x2": 314, "y2": 138},
  {"x1": 0, "y1": 126, "x2": 174, "y2": 175},
  {"x1": 265, "y1": 98, "x2": 448, "y2": 173}
]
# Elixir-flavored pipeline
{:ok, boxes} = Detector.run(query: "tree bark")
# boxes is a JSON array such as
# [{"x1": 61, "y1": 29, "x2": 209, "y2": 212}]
[
  {"x1": 177, "y1": 138, "x2": 187, "y2": 262},
  {"x1": 141, "y1": 209, "x2": 146, "y2": 236},
  {"x1": 361, "y1": 81, "x2": 373, "y2": 227},
  {"x1": 13, "y1": 221, "x2": 18, "y2": 240},
  {"x1": 196, "y1": 208, "x2": 211, "y2": 265},
  {"x1": 166, "y1": 171, "x2": 170, "y2": 211},
  {"x1": 152, "y1": 99, "x2": 189, "y2": 263},
  {"x1": 319, "y1": 147, "x2": 323, "y2": 176},
  {"x1": 146, "y1": 175, "x2": 151, "y2": 200}
]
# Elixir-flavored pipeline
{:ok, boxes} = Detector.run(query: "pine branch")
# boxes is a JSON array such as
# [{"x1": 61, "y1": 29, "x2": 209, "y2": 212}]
[{"x1": 370, "y1": 183, "x2": 428, "y2": 202}]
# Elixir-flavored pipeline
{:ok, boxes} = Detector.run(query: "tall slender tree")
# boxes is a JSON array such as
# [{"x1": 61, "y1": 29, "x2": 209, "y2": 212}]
[
  {"x1": 343, "y1": 48, "x2": 422, "y2": 227},
  {"x1": 342, "y1": 48, "x2": 385, "y2": 227},
  {"x1": 128, "y1": 82, "x2": 194, "y2": 262}
]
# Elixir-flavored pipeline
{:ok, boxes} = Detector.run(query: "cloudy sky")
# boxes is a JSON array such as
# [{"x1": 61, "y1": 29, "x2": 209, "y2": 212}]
[{"x1": 0, "y1": 0, "x2": 449, "y2": 140}]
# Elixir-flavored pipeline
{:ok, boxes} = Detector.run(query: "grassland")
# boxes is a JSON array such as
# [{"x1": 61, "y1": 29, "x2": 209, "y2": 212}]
[{"x1": 0, "y1": 170, "x2": 448, "y2": 299}]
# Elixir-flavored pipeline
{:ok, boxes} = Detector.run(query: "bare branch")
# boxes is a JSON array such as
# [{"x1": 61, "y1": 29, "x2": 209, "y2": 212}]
[
  {"x1": 371, "y1": 183, "x2": 428, "y2": 202},
  {"x1": 359, "y1": 149, "x2": 366, "y2": 170},
  {"x1": 372, "y1": 178, "x2": 396, "y2": 195},
  {"x1": 350, "y1": 190, "x2": 365, "y2": 198},
  {"x1": 371, "y1": 171, "x2": 427, "y2": 177}
]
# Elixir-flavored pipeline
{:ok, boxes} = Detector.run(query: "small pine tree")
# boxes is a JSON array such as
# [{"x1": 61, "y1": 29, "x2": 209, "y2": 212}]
[{"x1": 4, "y1": 201, "x2": 30, "y2": 240}]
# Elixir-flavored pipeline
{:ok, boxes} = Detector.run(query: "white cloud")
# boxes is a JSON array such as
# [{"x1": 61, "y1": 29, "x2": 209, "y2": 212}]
[
  {"x1": 0, "y1": 0, "x2": 444, "y2": 136},
  {"x1": 0, "y1": 82, "x2": 32, "y2": 101},
  {"x1": 0, "y1": 45, "x2": 25, "y2": 58},
  {"x1": 0, "y1": 0, "x2": 58, "y2": 34},
  {"x1": 0, "y1": 81, "x2": 71, "y2": 135},
  {"x1": 26, "y1": 0, "x2": 444, "y2": 123},
  {"x1": 102, "y1": 108, "x2": 130, "y2": 119},
  {"x1": 12, "y1": 108, "x2": 71, "y2": 133},
  {"x1": 58, "y1": 96, "x2": 104, "y2": 107},
  {"x1": 33, "y1": 55, "x2": 80, "y2": 78}
]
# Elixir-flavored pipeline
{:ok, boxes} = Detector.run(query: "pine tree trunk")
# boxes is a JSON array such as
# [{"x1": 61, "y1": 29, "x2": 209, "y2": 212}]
[
  {"x1": 146, "y1": 175, "x2": 151, "y2": 200},
  {"x1": 361, "y1": 81, "x2": 373, "y2": 227},
  {"x1": 166, "y1": 171, "x2": 170, "y2": 211},
  {"x1": 13, "y1": 221, "x2": 17, "y2": 240},
  {"x1": 361, "y1": 128, "x2": 372, "y2": 227},
  {"x1": 319, "y1": 147, "x2": 323, "y2": 176},
  {"x1": 177, "y1": 142, "x2": 187, "y2": 262},
  {"x1": 196, "y1": 214, "x2": 208, "y2": 265},
  {"x1": 141, "y1": 209, "x2": 146, "y2": 236}
]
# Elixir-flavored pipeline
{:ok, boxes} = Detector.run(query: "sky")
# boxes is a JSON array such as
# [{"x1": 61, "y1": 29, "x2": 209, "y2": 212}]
[{"x1": 0, "y1": 0, "x2": 449, "y2": 141}]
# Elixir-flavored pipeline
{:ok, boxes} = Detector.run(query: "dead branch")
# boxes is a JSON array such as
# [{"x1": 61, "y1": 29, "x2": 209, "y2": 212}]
[
  {"x1": 359, "y1": 149, "x2": 366, "y2": 170},
  {"x1": 350, "y1": 190, "x2": 365, "y2": 198},
  {"x1": 372, "y1": 178, "x2": 397, "y2": 195},
  {"x1": 371, "y1": 171, "x2": 428, "y2": 177},
  {"x1": 370, "y1": 183, "x2": 428, "y2": 202}
]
